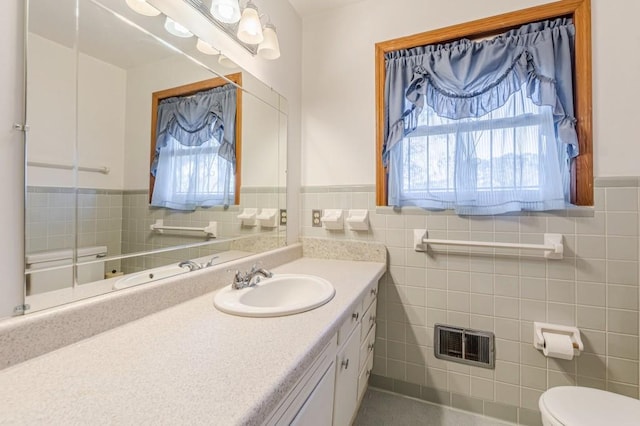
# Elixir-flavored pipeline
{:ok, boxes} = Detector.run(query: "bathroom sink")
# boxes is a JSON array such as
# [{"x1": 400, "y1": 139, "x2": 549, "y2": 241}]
[
  {"x1": 213, "y1": 274, "x2": 335, "y2": 317},
  {"x1": 113, "y1": 264, "x2": 190, "y2": 290}
]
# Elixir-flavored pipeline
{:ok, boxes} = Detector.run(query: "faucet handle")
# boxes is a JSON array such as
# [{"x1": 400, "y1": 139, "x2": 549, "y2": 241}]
[
  {"x1": 228, "y1": 269, "x2": 246, "y2": 289},
  {"x1": 179, "y1": 260, "x2": 200, "y2": 271}
]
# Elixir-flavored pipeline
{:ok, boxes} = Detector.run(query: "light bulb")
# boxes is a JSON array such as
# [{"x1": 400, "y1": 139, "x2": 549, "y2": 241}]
[
  {"x1": 210, "y1": 0, "x2": 241, "y2": 24},
  {"x1": 257, "y1": 23, "x2": 280, "y2": 60},
  {"x1": 197, "y1": 39, "x2": 220, "y2": 56},
  {"x1": 164, "y1": 17, "x2": 193, "y2": 38},
  {"x1": 237, "y1": 3, "x2": 263, "y2": 44},
  {"x1": 125, "y1": 0, "x2": 160, "y2": 16}
]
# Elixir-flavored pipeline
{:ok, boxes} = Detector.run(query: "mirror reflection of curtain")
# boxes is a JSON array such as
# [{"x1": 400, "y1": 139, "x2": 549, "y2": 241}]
[{"x1": 151, "y1": 84, "x2": 237, "y2": 210}]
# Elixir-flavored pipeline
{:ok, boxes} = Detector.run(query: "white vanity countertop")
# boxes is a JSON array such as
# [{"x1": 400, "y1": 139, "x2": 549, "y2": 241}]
[{"x1": 0, "y1": 257, "x2": 385, "y2": 425}]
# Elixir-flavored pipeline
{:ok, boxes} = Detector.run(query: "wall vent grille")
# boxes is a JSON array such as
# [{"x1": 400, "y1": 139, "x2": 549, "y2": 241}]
[{"x1": 434, "y1": 324, "x2": 495, "y2": 369}]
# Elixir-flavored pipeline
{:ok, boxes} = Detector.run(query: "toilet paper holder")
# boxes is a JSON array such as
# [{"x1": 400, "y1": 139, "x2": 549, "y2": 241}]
[{"x1": 533, "y1": 322, "x2": 584, "y2": 353}]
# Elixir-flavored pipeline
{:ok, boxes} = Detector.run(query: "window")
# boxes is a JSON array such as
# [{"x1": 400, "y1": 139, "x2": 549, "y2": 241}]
[
  {"x1": 375, "y1": 0, "x2": 593, "y2": 210},
  {"x1": 149, "y1": 74, "x2": 242, "y2": 210},
  {"x1": 393, "y1": 92, "x2": 565, "y2": 214}
]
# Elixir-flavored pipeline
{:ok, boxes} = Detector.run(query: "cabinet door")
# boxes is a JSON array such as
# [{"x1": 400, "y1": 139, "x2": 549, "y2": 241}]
[
  {"x1": 357, "y1": 351, "x2": 374, "y2": 403},
  {"x1": 333, "y1": 326, "x2": 361, "y2": 426},
  {"x1": 290, "y1": 362, "x2": 336, "y2": 426},
  {"x1": 361, "y1": 301, "x2": 377, "y2": 343},
  {"x1": 359, "y1": 324, "x2": 376, "y2": 372}
]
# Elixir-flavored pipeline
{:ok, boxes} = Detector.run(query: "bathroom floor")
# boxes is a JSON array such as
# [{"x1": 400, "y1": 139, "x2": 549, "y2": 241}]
[{"x1": 354, "y1": 389, "x2": 515, "y2": 426}]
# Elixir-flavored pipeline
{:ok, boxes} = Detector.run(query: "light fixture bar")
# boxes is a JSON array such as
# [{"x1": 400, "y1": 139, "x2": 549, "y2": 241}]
[{"x1": 183, "y1": 0, "x2": 258, "y2": 55}]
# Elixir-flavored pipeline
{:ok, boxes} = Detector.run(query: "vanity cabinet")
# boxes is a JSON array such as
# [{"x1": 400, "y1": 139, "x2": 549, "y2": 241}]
[
  {"x1": 332, "y1": 280, "x2": 378, "y2": 425},
  {"x1": 265, "y1": 337, "x2": 337, "y2": 426},
  {"x1": 263, "y1": 278, "x2": 380, "y2": 426},
  {"x1": 290, "y1": 362, "x2": 336, "y2": 426}
]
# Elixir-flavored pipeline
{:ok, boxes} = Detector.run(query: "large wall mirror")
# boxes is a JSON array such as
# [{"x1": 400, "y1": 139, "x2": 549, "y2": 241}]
[{"x1": 24, "y1": 0, "x2": 287, "y2": 313}]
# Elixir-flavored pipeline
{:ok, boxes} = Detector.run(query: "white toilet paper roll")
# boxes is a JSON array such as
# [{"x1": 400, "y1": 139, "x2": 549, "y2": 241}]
[{"x1": 542, "y1": 332, "x2": 574, "y2": 360}]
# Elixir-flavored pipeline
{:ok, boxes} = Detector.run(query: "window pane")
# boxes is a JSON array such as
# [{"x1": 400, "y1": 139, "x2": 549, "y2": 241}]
[{"x1": 401, "y1": 89, "x2": 551, "y2": 195}]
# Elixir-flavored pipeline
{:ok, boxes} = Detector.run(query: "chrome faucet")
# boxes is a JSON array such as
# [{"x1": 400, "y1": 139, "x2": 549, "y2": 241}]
[
  {"x1": 178, "y1": 256, "x2": 219, "y2": 272},
  {"x1": 204, "y1": 255, "x2": 220, "y2": 267},
  {"x1": 232, "y1": 263, "x2": 273, "y2": 289},
  {"x1": 178, "y1": 260, "x2": 202, "y2": 271}
]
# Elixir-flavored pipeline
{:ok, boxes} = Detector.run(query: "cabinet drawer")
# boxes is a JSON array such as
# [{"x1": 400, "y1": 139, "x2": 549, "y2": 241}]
[
  {"x1": 337, "y1": 301, "x2": 363, "y2": 347},
  {"x1": 361, "y1": 281, "x2": 379, "y2": 313},
  {"x1": 359, "y1": 324, "x2": 376, "y2": 372},
  {"x1": 357, "y1": 351, "x2": 374, "y2": 402},
  {"x1": 360, "y1": 301, "x2": 377, "y2": 343}
]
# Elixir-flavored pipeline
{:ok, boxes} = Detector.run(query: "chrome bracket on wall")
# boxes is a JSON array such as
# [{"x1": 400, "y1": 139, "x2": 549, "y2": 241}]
[
  {"x1": 13, "y1": 123, "x2": 30, "y2": 132},
  {"x1": 14, "y1": 304, "x2": 31, "y2": 314}
]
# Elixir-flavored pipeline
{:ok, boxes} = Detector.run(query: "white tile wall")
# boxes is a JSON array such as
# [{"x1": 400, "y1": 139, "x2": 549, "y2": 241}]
[
  {"x1": 300, "y1": 179, "x2": 640, "y2": 425},
  {"x1": 26, "y1": 186, "x2": 286, "y2": 274}
]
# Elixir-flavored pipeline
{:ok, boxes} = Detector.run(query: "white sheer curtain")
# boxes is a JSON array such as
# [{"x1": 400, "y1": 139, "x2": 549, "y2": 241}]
[
  {"x1": 151, "y1": 134, "x2": 234, "y2": 210},
  {"x1": 388, "y1": 86, "x2": 566, "y2": 214}
]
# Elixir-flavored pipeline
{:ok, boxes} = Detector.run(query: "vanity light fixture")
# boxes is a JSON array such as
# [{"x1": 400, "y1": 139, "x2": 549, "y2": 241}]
[
  {"x1": 125, "y1": 0, "x2": 161, "y2": 16},
  {"x1": 237, "y1": 2, "x2": 263, "y2": 44},
  {"x1": 196, "y1": 38, "x2": 220, "y2": 55},
  {"x1": 164, "y1": 16, "x2": 194, "y2": 38},
  {"x1": 127, "y1": 0, "x2": 281, "y2": 60},
  {"x1": 257, "y1": 22, "x2": 280, "y2": 59},
  {"x1": 210, "y1": 0, "x2": 241, "y2": 24}
]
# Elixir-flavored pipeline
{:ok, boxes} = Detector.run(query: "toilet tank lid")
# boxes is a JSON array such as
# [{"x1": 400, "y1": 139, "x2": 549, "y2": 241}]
[
  {"x1": 26, "y1": 246, "x2": 107, "y2": 264},
  {"x1": 540, "y1": 386, "x2": 640, "y2": 425},
  {"x1": 26, "y1": 248, "x2": 72, "y2": 264},
  {"x1": 77, "y1": 245, "x2": 107, "y2": 257}
]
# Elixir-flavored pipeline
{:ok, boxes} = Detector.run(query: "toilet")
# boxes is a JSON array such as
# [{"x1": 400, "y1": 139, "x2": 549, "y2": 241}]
[
  {"x1": 539, "y1": 386, "x2": 640, "y2": 425},
  {"x1": 26, "y1": 246, "x2": 107, "y2": 295}
]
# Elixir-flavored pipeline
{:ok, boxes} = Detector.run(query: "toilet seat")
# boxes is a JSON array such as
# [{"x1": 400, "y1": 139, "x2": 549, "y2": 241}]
[{"x1": 539, "y1": 386, "x2": 640, "y2": 426}]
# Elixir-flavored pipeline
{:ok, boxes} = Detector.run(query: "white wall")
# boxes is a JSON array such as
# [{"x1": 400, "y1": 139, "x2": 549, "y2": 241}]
[
  {"x1": 77, "y1": 53, "x2": 127, "y2": 189},
  {"x1": 26, "y1": 34, "x2": 75, "y2": 188},
  {"x1": 300, "y1": 0, "x2": 640, "y2": 186},
  {"x1": 26, "y1": 33, "x2": 127, "y2": 190}
]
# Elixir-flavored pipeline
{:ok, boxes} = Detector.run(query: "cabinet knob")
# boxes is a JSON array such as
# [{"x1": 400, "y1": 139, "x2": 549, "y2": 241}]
[
  {"x1": 341, "y1": 359, "x2": 350, "y2": 369},
  {"x1": 367, "y1": 343, "x2": 374, "y2": 352},
  {"x1": 366, "y1": 369, "x2": 372, "y2": 377},
  {"x1": 370, "y1": 288, "x2": 377, "y2": 296},
  {"x1": 352, "y1": 312, "x2": 359, "y2": 321},
  {"x1": 369, "y1": 315, "x2": 376, "y2": 324}
]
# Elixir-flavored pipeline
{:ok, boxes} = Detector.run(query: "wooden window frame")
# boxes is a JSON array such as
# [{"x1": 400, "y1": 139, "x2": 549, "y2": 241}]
[
  {"x1": 149, "y1": 72, "x2": 243, "y2": 205},
  {"x1": 375, "y1": 0, "x2": 592, "y2": 206}
]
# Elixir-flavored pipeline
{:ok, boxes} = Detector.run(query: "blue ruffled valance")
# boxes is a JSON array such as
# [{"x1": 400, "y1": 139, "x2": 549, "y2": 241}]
[
  {"x1": 151, "y1": 84, "x2": 237, "y2": 176},
  {"x1": 383, "y1": 18, "x2": 577, "y2": 167}
]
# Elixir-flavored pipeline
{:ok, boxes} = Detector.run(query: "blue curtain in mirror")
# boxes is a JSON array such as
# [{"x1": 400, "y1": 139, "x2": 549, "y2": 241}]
[
  {"x1": 383, "y1": 18, "x2": 577, "y2": 214},
  {"x1": 151, "y1": 84, "x2": 237, "y2": 210}
]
